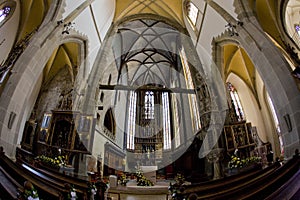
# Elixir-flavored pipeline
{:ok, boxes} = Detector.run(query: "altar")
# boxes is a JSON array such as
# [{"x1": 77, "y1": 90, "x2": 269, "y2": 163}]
[{"x1": 107, "y1": 180, "x2": 170, "y2": 200}]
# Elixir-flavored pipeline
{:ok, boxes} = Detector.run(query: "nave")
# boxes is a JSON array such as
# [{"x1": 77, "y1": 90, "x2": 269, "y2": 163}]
[{"x1": 1, "y1": 147, "x2": 299, "y2": 200}]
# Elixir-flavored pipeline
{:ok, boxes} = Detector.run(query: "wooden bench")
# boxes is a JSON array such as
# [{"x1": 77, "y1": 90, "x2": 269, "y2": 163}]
[
  {"x1": 180, "y1": 155, "x2": 299, "y2": 199},
  {"x1": 0, "y1": 166, "x2": 23, "y2": 199},
  {"x1": 182, "y1": 163, "x2": 278, "y2": 195},
  {"x1": 1, "y1": 152, "x2": 63, "y2": 199},
  {"x1": 1, "y1": 149, "x2": 92, "y2": 199}
]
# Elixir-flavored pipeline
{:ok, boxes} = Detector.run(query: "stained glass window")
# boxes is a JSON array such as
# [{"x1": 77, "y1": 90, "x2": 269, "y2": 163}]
[
  {"x1": 127, "y1": 91, "x2": 137, "y2": 150},
  {"x1": 162, "y1": 92, "x2": 171, "y2": 150},
  {"x1": 0, "y1": 6, "x2": 11, "y2": 24},
  {"x1": 227, "y1": 82, "x2": 245, "y2": 121},
  {"x1": 144, "y1": 91, "x2": 154, "y2": 119}
]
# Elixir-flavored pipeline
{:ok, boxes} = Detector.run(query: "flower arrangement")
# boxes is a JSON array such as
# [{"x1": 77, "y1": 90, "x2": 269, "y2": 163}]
[
  {"x1": 118, "y1": 173, "x2": 129, "y2": 186},
  {"x1": 23, "y1": 181, "x2": 39, "y2": 200},
  {"x1": 228, "y1": 155, "x2": 261, "y2": 169},
  {"x1": 136, "y1": 168, "x2": 153, "y2": 186},
  {"x1": 168, "y1": 173, "x2": 186, "y2": 200},
  {"x1": 174, "y1": 173, "x2": 185, "y2": 186},
  {"x1": 87, "y1": 182, "x2": 97, "y2": 199},
  {"x1": 36, "y1": 155, "x2": 67, "y2": 169},
  {"x1": 64, "y1": 183, "x2": 77, "y2": 200}
]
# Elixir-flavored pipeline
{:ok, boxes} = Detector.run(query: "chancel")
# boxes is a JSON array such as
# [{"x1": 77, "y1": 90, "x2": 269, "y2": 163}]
[{"x1": 0, "y1": 0, "x2": 300, "y2": 200}]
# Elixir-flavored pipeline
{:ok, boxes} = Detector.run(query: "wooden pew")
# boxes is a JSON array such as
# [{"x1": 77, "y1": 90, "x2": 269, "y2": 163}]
[
  {"x1": 1, "y1": 148, "x2": 91, "y2": 199},
  {"x1": 15, "y1": 146, "x2": 89, "y2": 195},
  {"x1": 0, "y1": 151, "x2": 63, "y2": 199},
  {"x1": 235, "y1": 155, "x2": 300, "y2": 200},
  {"x1": 0, "y1": 165, "x2": 22, "y2": 199},
  {"x1": 181, "y1": 155, "x2": 299, "y2": 199},
  {"x1": 182, "y1": 163, "x2": 278, "y2": 195}
]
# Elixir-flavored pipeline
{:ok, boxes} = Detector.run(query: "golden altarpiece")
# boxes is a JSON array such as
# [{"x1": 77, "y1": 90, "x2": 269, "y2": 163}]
[
  {"x1": 18, "y1": 91, "x2": 93, "y2": 175},
  {"x1": 222, "y1": 83, "x2": 256, "y2": 159}
]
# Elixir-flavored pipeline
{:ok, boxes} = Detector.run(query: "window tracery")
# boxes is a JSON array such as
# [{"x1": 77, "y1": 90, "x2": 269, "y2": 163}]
[{"x1": 227, "y1": 82, "x2": 245, "y2": 122}]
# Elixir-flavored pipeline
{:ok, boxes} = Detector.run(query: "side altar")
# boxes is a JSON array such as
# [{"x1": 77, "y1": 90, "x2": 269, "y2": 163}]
[{"x1": 19, "y1": 108, "x2": 95, "y2": 177}]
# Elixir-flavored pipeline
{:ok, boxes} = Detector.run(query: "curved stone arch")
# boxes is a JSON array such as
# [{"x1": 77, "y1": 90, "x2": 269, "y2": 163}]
[
  {"x1": 39, "y1": 0, "x2": 66, "y2": 29},
  {"x1": 114, "y1": 13, "x2": 187, "y2": 34},
  {"x1": 0, "y1": 28, "x2": 88, "y2": 157},
  {"x1": 212, "y1": 34, "x2": 259, "y2": 99},
  {"x1": 189, "y1": 0, "x2": 299, "y2": 158},
  {"x1": 233, "y1": 0, "x2": 257, "y2": 22},
  {"x1": 234, "y1": 0, "x2": 299, "y2": 66},
  {"x1": 212, "y1": 33, "x2": 241, "y2": 82},
  {"x1": 212, "y1": 23, "x2": 300, "y2": 158}
]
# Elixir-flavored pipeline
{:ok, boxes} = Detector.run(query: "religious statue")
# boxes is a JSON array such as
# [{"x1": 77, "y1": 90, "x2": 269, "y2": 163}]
[{"x1": 58, "y1": 89, "x2": 73, "y2": 110}]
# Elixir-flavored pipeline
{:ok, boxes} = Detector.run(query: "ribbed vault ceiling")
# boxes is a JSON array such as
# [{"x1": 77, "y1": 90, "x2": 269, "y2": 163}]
[
  {"x1": 115, "y1": 19, "x2": 181, "y2": 87},
  {"x1": 15, "y1": 0, "x2": 292, "y2": 96},
  {"x1": 248, "y1": 0, "x2": 283, "y2": 46},
  {"x1": 224, "y1": 44, "x2": 258, "y2": 101},
  {"x1": 114, "y1": 0, "x2": 184, "y2": 26},
  {"x1": 18, "y1": 0, "x2": 51, "y2": 40},
  {"x1": 43, "y1": 43, "x2": 79, "y2": 86}
]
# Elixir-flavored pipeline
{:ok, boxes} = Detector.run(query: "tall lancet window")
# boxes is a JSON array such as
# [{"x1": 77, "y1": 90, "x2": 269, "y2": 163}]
[
  {"x1": 162, "y1": 92, "x2": 171, "y2": 150},
  {"x1": 172, "y1": 94, "x2": 180, "y2": 148},
  {"x1": 144, "y1": 91, "x2": 154, "y2": 119},
  {"x1": 227, "y1": 82, "x2": 245, "y2": 121},
  {"x1": 180, "y1": 48, "x2": 201, "y2": 131},
  {"x1": 127, "y1": 91, "x2": 137, "y2": 150},
  {"x1": 266, "y1": 92, "x2": 280, "y2": 133},
  {"x1": 0, "y1": 6, "x2": 11, "y2": 23},
  {"x1": 186, "y1": 1, "x2": 198, "y2": 27}
]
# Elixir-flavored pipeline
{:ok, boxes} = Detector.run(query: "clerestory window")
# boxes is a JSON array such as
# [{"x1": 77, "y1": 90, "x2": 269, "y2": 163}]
[{"x1": 186, "y1": 1, "x2": 198, "y2": 27}]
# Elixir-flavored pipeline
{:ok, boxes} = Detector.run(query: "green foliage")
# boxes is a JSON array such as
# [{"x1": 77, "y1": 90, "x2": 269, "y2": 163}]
[
  {"x1": 23, "y1": 185, "x2": 39, "y2": 199},
  {"x1": 228, "y1": 155, "x2": 261, "y2": 169},
  {"x1": 118, "y1": 173, "x2": 129, "y2": 186},
  {"x1": 36, "y1": 155, "x2": 67, "y2": 169},
  {"x1": 87, "y1": 182, "x2": 97, "y2": 194},
  {"x1": 135, "y1": 169, "x2": 154, "y2": 186},
  {"x1": 65, "y1": 184, "x2": 77, "y2": 200},
  {"x1": 168, "y1": 173, "x2": 186, "y2": 200},
  {"x1": 174, "y1": 173, "x2": 185, "y2": 185}
]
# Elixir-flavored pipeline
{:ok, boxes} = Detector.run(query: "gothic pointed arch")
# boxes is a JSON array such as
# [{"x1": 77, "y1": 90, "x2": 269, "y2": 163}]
[{"x1": 104, "y1": 108, "x2": 116, "y2": 135}]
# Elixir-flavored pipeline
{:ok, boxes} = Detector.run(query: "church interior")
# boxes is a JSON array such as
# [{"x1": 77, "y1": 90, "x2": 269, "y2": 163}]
[{"x1": 0, "y1": 0, "x2": 300, "y2": 199}]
